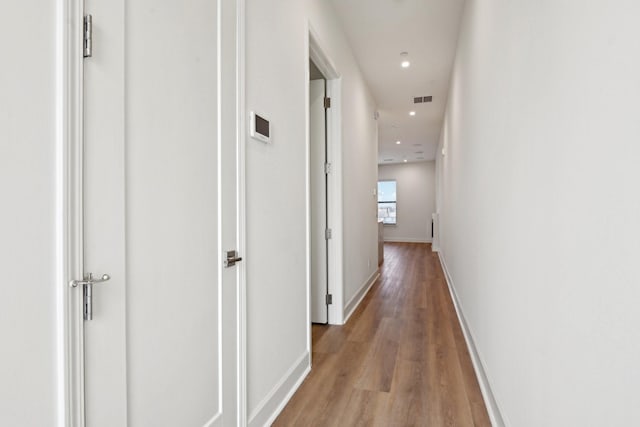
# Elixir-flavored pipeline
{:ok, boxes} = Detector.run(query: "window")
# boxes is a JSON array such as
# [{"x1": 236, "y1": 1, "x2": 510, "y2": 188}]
[{"x1": 378, "y1": 180, "x2": 397, "y2": 225}]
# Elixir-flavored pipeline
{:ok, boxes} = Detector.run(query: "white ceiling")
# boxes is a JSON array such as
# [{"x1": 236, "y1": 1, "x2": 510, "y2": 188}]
[{"x1": 330, "y1": 0, "x2": 465, "y2": 164}]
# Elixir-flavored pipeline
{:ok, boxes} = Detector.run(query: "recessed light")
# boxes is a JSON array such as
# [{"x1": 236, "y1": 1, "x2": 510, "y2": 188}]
[
  {"x1": 409, "y1": 111, "x2": 416, "y2": 116},
  {"x1": 403, "y1": 159, "x2": 408, "y2": 163},
  {"x1": 396, "y1": 140, "x2": 401, "y2": 145},
  {"x1": 400, "y1": 52, "x2": 410, "y2": 68}
]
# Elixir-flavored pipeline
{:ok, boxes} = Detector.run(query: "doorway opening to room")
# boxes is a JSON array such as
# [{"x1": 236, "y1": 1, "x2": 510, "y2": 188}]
[
  {"x1": 309, "y1": 59, "x2": 329, "y2": 324},
  {"x1": 307, "y1": 29, "x2": 344, "y2": 331}
]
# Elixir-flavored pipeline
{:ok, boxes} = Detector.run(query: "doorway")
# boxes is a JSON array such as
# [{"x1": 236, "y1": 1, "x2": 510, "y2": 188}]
[
  {"x1": 309, "y1": 60, "x2": 329, "y2": 324},
  {"x1": 307, "y1": 29, "x2": 344, "y2": 327}
]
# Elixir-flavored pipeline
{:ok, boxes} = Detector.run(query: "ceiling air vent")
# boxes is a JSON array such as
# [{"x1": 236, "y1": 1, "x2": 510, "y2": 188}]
[
  {"x1": 413, "y1": 96, "x2": 433, "y2": 103},
  {"x1": 383, "y1": 158, "x2": 394, "y2": 162}
]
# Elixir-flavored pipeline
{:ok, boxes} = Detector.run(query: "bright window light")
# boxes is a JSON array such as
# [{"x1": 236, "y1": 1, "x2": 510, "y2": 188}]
[{"x1": 378, "y1": 180, "x2": 397, "y2": 225}]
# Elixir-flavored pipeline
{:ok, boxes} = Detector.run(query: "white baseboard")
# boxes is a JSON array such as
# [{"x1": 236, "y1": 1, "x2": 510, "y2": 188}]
[
  {"x1": 383, "y1": 237, "x2": 432, "y2": 243},
  {"x1": 248, "y1": 351, "x2": 311, "y2": 427},
  {"x1": 437, "y1": 253, "x2": 506, "y2": 427},
  {"x1": 343, "y1": 269, "x2": 379, "y2": 324}
]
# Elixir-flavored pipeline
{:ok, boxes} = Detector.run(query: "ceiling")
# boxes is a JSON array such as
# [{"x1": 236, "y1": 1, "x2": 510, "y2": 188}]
[{"x1": 330, "y1": 0, "x2": 465, "y2": 165}]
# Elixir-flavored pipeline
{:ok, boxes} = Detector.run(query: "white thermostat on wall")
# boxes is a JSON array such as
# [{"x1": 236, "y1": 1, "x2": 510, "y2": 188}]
[{"x1": 250, "y1": 111, "x2": 271, "y2": 143}]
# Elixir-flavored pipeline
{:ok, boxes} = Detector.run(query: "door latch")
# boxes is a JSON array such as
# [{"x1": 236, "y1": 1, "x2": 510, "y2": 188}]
[
  {"x1": 224, "y1": 250, "x2": 243, "y2": 268},
  {"x1": 69, "y1": 273, "x2": 110, "y2": 320}
]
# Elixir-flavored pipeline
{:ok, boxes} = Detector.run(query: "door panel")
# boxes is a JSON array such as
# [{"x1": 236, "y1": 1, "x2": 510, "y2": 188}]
[
  {"x1": 81, "y1": 0, "x2": 239, "y2": 425},
  {"x1": 310, "y1": 79, "x2": 328, "y2": 324},
  {"x1": 0, "y1": 2, "x2": 58, "y2": 425},
  {"x1": 125, "y1": 0, "x2": 220, "y2": 424}
]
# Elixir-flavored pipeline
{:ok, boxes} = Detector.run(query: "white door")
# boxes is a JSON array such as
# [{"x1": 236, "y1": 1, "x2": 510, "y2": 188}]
[
  {"x1": 74, "y1": 0, "x2": 242, "y2": 425},
  {"x1": 310, "y1": 79, "x2": 328, "y2": 324}
]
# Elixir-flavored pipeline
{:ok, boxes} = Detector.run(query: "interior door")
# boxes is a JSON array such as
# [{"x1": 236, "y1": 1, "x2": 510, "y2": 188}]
[
  {"x1": 77, "y1": 0, "x2": 241, "y2": 425},
  {"x1": 310, "y1": 79, "x2": 328, "y2": 324}
]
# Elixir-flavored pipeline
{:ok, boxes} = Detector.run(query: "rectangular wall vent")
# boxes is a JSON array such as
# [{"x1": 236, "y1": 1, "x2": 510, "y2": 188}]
[{"x1": 413, "y1": 96, "x2": 433, "y2": 103}]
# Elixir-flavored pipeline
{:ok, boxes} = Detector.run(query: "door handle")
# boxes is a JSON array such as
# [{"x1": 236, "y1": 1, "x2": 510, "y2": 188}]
[
  {"x1": 224, "y1": 250, "x2": 243, "y2": 268},
  {"x1": 69, "y1": 273, "x2": 110, "y2": 320},
  {"x1": 69, "y1": 273, "x2": 111, "y2": 288}
]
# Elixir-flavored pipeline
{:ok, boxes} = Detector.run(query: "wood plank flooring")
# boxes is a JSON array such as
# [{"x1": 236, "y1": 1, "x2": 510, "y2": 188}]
[{"x1": 273, "y1": 243, "x2": 491, "y2": 426}]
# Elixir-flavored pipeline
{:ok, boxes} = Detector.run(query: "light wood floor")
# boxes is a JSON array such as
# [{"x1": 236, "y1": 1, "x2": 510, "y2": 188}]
[{"x1": 273, "y1": 242, "x2": 491, "y2": 426}]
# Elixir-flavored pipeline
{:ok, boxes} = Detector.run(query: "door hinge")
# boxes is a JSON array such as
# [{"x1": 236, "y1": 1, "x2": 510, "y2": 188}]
[
  {"x1": 324, "y1": 162, "x2": 332, "y2": 174},
  {"x1": 326, "y1": 294, "x2": 333, "y2": 305},
  {"x1": 83, "y1": 15, "x2": 93, "y2": 58},
  {"x1": 325, "y1": 228, "x2": 332, "y2": 240},
  {"x1": 324, "y1": 97, "x2": 331, "y2": 109}
]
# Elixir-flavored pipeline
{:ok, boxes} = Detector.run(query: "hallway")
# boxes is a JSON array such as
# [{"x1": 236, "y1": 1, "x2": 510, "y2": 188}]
[{"x1": 274, "y1": 243, "x2": 490, "y2": 426}]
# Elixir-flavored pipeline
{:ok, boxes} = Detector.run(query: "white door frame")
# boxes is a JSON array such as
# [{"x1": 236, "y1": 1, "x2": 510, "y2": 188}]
[
  {"x1": 55, "y1": 0, "x2": 85, "y2": 424},
  {"x1": 236, "y1": 0, "x2": 248, "y2": 423},
  {"x1": 55, "y1": 0, "x2": 247, "y2": 424},
  {"x1": 307, "y1": 26, "x2": 344, "y2": 326}
]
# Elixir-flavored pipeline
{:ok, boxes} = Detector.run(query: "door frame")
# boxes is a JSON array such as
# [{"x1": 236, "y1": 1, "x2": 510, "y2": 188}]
[
  {"x1": 56, "y1": 0, "x2": 85, "y2": 424},
  {"x1": 55, "y1": 0, "x2": 247, "y2": 424},
  {"x1": 236, "y1": 0, "x2": 248, "y2": 423},
  {"x1": 307, "y1": 26, "x2": 344, "y2": 327}
]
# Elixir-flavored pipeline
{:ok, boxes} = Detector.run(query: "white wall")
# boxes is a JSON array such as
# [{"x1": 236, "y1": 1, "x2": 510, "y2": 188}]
[
  {"x1": 378, "y1": 161, "x2": 435, "y2": 243},
  {"x1": 437, "y1": 1, "x2": 640, "y2": 425},
  {"x1": 0, "y1": 1, "x2": 375, "y2": 424},
  {"x1": 0, "y1": 1, "x2": 58, "y2": 425},
  {"x1": 245, "y1": 0, "x2": 378, "y2": 423}
]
